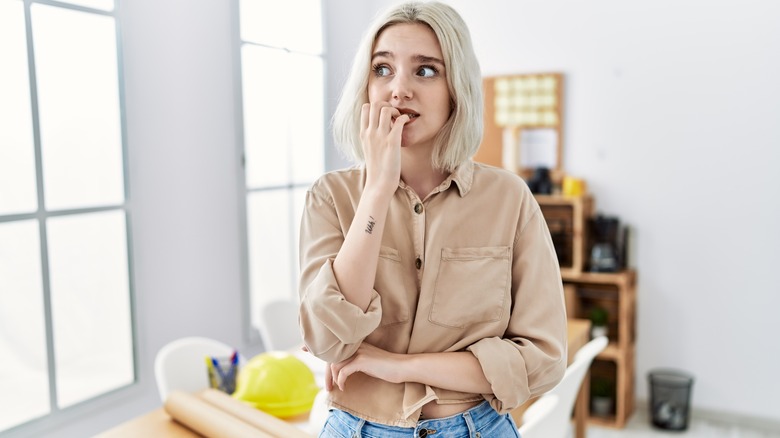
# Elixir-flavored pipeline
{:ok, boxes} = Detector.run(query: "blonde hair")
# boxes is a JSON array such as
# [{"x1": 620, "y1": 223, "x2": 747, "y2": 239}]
[{"x1": 331, "y1": 1, "x2": 483, "y2": 172}]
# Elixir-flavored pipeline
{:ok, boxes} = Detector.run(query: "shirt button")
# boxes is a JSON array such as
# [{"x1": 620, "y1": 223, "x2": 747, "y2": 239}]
[
  {"x1": 414, "y1": 203, "x2": 423, "y2": 214},
  {"x1": 415, "y1": 257, "x2": 422, "y2": 269}
]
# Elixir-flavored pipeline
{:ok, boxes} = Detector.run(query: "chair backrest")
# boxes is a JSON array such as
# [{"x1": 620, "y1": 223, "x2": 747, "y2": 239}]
[
  {"x1": 154, "y1": 336, "x2": 236, "y2": 402},
  {"x1": 517, "y1": 394, "x2": 560, "y2": 437},
  {"x1": 518, "y1": 336, "x2": 608, "y2": 438},
  {"x1": 257, "y1": 299, "x2": 303, "y2": 352}
]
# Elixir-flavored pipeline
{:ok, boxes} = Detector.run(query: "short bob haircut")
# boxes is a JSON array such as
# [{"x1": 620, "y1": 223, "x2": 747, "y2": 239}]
[{"x1": 332, "y1": 1, "x2": 483, "y2": 172}]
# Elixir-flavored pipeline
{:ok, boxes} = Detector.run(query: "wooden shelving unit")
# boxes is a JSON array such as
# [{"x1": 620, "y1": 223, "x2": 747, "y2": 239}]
[
  {"x1": 563, "y1": 270, "x2": 636, "y2": 429},
  {"x1": 536, "y1": 194, "x2": 593, "y2": 277},
  {"x1": 536, "y1": 195, "x2": 637, "y2": 429}
]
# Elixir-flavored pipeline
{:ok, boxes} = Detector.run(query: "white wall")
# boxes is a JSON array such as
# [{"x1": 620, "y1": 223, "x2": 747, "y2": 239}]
[
  {"x1": 323, "y1": 0, "x2": 371, "y2": 170},
  {"x1": 371, "y1": 0, "x2": 780, "y2": 423}
]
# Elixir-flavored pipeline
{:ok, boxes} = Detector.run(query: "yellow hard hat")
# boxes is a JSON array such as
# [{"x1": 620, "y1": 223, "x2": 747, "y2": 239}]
[{"x1": 232, "y1": 351, "x2": 320, "y2": 418}]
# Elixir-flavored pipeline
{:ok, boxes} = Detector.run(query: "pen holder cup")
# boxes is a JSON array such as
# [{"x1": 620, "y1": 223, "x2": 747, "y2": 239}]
[{"x1": 207, "y1": 355, "x2": 239, "y2": 395}]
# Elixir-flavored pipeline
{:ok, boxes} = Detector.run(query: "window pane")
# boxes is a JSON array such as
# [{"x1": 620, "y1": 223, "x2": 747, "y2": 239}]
[
  {"x1": 247, "y1": 190, "x2": 298, "y2": 331},
  {"x1": 0, "y1": 221, "x2": 50, "y2": 432},
  {"x1": 0, "y1": 0, "x2": 38, "y2": 215},
  {"x1": 242, "y1": 48, "x2": 324, "y2": 188},
  {"x1": 242, "y1": 46, "x2": 289, "y2": 188},
  {"x1": 55, "y1": 0, "x2": 114, "y2": 12},
  {"x1": 289, "y1": 55, "x2": 324, "y2": 184},
  {"x1": 240, "y1": 0, "x2": 322, "y2": 54},
  {"x1": 47, "y1": 210, "x2": 133, "y2": 408},
  {"x1": 32, "y1": 5, "x2": 124, "y2": 211}
]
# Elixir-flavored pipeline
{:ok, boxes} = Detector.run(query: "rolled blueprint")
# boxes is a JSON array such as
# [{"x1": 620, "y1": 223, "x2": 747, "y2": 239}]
[
  {"x1": 198, "y1": 389, "x2": 312, "y2": 438},
  {"x1": 164, "y1": 390, "x2": 273, "y2": 438}
]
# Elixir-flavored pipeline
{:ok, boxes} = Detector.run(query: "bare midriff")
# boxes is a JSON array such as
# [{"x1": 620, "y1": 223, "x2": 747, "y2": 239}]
[{"x1": 420, "y1": 399, "x2": 481, "y2": 419}]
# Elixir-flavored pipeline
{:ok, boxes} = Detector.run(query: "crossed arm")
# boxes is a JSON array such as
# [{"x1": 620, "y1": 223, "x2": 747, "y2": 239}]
[{"x1": 324, "y1": 343, "x2": 493, "y2": 394}]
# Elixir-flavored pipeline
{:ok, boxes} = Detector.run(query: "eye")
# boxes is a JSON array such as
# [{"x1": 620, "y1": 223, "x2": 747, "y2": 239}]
[
  {"x1": 372, "y1": 64, "x2": 392, "y2": 77},
  {"x1": 417, "y1": 65, "x2": 438, "y2": 78}
]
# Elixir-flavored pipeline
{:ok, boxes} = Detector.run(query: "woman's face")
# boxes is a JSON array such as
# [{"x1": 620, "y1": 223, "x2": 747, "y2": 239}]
[{"x1": 368, "y1": 23, "x2": 451, "y2": 150}]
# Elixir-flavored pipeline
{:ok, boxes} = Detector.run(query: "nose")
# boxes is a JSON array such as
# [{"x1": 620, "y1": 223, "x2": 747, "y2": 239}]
[{"x1": 392, "y1": 75, "x2": 412, "y2": 101}]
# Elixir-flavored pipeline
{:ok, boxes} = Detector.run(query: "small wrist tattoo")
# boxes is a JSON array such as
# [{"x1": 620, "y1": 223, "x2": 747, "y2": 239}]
[{"x1": 365, "y1": 216, "x2": 376, "y2": 234}]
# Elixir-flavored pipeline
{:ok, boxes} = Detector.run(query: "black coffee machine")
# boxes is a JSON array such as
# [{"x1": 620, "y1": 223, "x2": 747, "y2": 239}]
[{"x1": 589, "y1": 215, "x2": 627, "y2": 272}]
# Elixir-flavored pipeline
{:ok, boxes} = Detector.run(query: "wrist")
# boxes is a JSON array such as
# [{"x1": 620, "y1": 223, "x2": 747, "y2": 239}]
[
  {"x1": 364, "y1": 174, "x2": 398, "y2": 197},
  {"x1": 397, "y1": 354, "x2": 420, "y2": 384},
  {"x1": 361, "y1": 184, "x2": 395, "y2": 207}
]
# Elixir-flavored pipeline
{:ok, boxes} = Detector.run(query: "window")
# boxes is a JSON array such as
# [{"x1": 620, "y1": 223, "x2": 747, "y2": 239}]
[
  {"x1": 236, "y1": 0, "x2": 325, "y2": 340},
  {"x1": 239, "y1": 0, "x2": 325, "y2": 340},
  {"x1": 0, "y1": 0, "x2": 133, "y2": 433}
]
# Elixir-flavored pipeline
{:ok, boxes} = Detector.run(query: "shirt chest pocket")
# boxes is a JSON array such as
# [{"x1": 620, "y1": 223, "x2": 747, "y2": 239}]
[{"x1": 429, "y1": 246, "x2": 511, "y2": 329}]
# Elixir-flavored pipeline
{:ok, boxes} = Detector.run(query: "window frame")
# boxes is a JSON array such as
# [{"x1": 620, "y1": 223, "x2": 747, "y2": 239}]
[
  {"x1": 0, "y1": 0, "x2": 137, "y2": 435},
  {"x1": 230, "y1": 0, "x2": 327, "y2": 344}
]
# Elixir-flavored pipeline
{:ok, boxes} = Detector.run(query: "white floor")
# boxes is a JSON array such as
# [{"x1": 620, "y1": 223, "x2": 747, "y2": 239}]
[{"x1": 585, "y1": 409, "x2": 780, "y2": 438}]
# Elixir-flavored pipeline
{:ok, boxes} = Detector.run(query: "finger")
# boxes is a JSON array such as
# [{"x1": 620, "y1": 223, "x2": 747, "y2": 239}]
[
  {"x1": 368, "y1": 101, "x2": 391, "y2": 130},
  {"x1": 379, "y1": 106, "x2": 400, "y2": 133},
  {"x1": 330, "y1": 362, "x2": 345, "y2": 387},
  {"x1": 390, "y1": 114, "x2": 410, "y2": 141},
  {"x1": 360, "y1": 103, "x2": 370, "y2": 133},
  {"x1": 325, "y1": 363, "x2": 334, "y2": 391},
  {"x1": 331, "y1": 358, "x2": 354, "y2": 392},
  {"x1": 336, "y1": 365, "x2": 351, "y2": 391}
]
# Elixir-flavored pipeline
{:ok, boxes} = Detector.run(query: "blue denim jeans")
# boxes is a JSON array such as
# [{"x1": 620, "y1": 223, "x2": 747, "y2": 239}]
[{"x1": 318, "y1": 401, "x2": 521, "y2": 438}]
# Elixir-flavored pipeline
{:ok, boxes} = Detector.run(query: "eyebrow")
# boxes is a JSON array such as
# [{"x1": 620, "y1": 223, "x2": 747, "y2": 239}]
[{"x1": 371, "y1": 51, "x2": 445, "y2": 66}]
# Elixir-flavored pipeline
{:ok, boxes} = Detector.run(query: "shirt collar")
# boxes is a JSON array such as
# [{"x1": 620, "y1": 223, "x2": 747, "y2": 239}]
[{"x1": 439, "y1": 160, "x2": 474, "y2": 197}]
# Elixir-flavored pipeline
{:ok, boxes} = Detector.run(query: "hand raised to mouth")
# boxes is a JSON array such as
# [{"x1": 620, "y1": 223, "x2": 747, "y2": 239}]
[{"x1": 360, "y1": 101, "x2": 410, "y2": 193}]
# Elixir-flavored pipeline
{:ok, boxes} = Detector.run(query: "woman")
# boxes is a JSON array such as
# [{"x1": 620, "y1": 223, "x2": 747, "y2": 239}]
[{"x1": 298, "y1": 2, "x2": 567, "y2": 436}]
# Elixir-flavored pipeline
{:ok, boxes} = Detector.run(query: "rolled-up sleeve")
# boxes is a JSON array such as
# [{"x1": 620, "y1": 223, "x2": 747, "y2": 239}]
[
  {"x1": 298, "y1": 187, "x2": 382, "y2": 363},
  {"x1": 467, "y1": 207, "x2": 567, "y2": 413}
]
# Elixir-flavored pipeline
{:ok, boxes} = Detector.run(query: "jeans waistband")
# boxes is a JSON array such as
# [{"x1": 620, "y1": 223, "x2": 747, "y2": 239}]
[
  {"x1": 418, "y1": 400, "x2": 496, "y2": 428},
  {"x1": 327, "y1": 401, "x2": 501, "y2": 437}
]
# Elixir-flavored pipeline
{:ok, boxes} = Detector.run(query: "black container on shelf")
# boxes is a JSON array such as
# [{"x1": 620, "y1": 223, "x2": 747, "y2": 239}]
[
  {"x1": 648, "y1": 369, "x2": 694, "y2": 431},
  {"x1": 527, "y1": 167, "x2": 553, "y2": 195}
]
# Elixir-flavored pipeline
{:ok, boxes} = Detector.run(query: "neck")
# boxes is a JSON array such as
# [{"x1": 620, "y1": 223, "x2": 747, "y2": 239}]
[{"x1": 400, "y1": 147, "x2": 449, "y2": 199}]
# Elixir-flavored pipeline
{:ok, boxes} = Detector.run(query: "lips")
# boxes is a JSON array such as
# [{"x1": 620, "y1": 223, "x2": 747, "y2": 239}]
[{"x1": 396, "y1": 108, "x2": 419, "y2": 119}]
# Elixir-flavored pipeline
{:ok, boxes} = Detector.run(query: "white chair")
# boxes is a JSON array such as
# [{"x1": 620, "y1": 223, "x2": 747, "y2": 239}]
[
  {"x1": 256, "y1": 299, "x2": 304, "y2": 352},
  {"x1": 517, "y1": 394, "x2": 560, "y2": 436},
  {"x1": 154, "y1": 336, "x2": 239, "y2": 402},
  {"x1": 518, "y1": 336, "x2": 608, "y2": 438},
  {"x1": 304, "y1": 388, "x2": 330, "y2": 435}
]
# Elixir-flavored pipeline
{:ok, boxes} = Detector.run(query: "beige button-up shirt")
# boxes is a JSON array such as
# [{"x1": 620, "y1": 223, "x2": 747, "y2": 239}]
[{"x1": 298, "y1": 160, "x2": 567, "y2": 427}]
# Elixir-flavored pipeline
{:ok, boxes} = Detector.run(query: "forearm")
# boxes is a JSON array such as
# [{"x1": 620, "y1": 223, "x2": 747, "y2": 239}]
[
  {"x1": 332, "y1": 102, "x2": 406, "y2": 311},
  {"x1": 403, "y1": 351, "x2": 493, "y2": 394},
  {"x1": 330, "y1": 343, "x2": 493, "y2": 395},
  {"x1": 332, "y1": 187, "x2": 392, "y2": 311}
]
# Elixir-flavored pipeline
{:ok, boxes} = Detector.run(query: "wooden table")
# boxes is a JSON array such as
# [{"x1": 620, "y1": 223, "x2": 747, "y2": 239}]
[
  {"x1": 96, "y1": 407, "x2": 311, "y2": 438},
  {"x1": 98, "y1": 319, "x2": 591, "y2": 438},
  {"x1": 96, "y1": 408, "x2": 201, "y2": 438},
  {"x1": 510, "y1": 318, "x2": 592, "y2": 438}
]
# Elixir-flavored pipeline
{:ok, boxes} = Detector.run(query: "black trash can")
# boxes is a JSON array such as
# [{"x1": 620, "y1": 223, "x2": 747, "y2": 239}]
[{"x1": 648, "y1": 369, "x2": 694, "y2": 431}]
